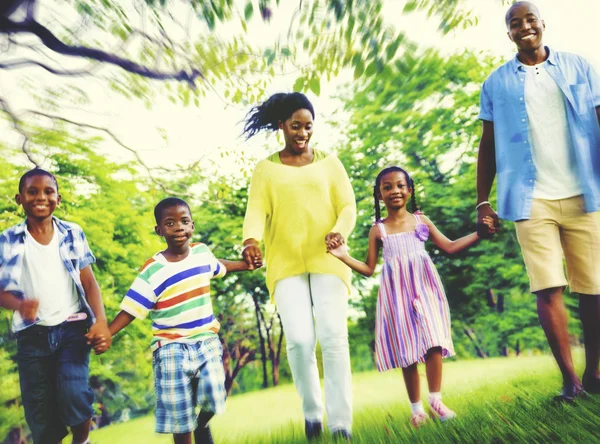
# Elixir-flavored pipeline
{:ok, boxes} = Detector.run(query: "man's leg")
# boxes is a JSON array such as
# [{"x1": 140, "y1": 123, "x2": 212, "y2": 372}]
[
  {"x1": 193, "y1": 412, "x2": 215, "y2": 444},
  {"x1": 536, "y1": 287, "x2": 581, "y2": 391},
  {"x1": 579, "y1": 295, "x2": 600, "y2": 392}
]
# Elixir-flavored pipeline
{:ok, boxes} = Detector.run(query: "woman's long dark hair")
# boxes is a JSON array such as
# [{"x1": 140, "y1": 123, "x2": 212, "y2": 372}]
[
  {"x1": 373, "y1": 166, "x2": 419, "y2": 222},
  {"x1": 242, "y1": 92, "x2": 315, "y2": 139}
]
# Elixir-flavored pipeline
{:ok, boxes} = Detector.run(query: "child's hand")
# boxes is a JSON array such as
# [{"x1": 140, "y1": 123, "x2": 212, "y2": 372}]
[
  {"x1": 328, "y1": 242, "x2": 349, "y2": 259},
  {"x1": 481, "y1": 216, "x2": 497, "y2": 236},
  {"x1": 325, "y1": 232, "x2": 344, "y2": 251},
  {"x1": 86, "y1": 321, "x2": 112, "y2": 355},
  {"x1": 18, "y1": 299, "x2": 39, "y2": 322},
  {"x1": 242, "y1": 244, "x2": 263, "y2": 270}
]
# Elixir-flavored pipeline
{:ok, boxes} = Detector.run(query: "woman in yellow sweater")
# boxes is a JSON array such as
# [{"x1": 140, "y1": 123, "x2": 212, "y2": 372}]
[{"x1": 242, "y1": 93, "x2": 356, "y2": 440}]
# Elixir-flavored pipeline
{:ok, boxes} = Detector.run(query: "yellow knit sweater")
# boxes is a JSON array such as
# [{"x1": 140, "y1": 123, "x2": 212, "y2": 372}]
[{"x1": 243, "y1": 153, "x2": 356, "y2": 298}]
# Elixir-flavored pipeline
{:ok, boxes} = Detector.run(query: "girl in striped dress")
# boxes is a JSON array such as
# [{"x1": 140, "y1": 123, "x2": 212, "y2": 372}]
[{"x1": 328, "y1": 166, "x2": 495, "y2": 427}]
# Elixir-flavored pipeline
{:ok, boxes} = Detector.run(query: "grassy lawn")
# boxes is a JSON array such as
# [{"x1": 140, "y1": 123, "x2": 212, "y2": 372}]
[{"x1": 91, "y1": 351, "x2": 599, "y2": 443}]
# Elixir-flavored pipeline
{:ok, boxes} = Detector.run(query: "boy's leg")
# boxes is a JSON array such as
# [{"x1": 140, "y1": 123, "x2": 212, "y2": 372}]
[
  {"x1": 55, "y1": 322, "x2": 95, "y2": 443},
  {"x1": 16, "y1": 325, "x2": 69, "y2": 444},
  {"x1": 193, "y1": 412, "x2": 215, "y2": 444},
  {"x1": 194, "y1": 336, "x2": 226, "y2": 444},
  {"x1": 310, "y1": 274, "x2": 352, "y2": 434},
  {"x1": 173, "y1": 432, "x2": 193, "y2": 444},
  {"x1": 153, "y1": 343, "x2": 197, "y2": 435}
]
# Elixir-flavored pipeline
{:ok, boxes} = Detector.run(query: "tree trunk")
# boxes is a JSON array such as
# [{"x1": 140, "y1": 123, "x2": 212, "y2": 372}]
[
  {"x1": 463, "y1": 326, "x2": 487, "y2": 358},
  {"x1": 252, "y1": 294, "x2": 269, "y2": 388}
]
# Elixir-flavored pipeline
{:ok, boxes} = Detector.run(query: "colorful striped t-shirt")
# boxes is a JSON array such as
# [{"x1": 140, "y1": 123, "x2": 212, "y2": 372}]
[{"x1": 120, "y1": 243, "x2": 226, "y2": 350}]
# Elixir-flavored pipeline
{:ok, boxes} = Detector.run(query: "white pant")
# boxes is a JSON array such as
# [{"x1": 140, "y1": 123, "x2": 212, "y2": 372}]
[{"x1": 274, "y1": 273, "x2": 352, "y2": 432}]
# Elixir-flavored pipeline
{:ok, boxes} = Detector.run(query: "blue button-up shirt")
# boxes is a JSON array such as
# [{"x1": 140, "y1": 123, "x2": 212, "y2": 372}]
[
  {"x1": 479, "y1": 47, "x2": 600, "y2": 221},
  {"x1": 0, "y1": 216, "x2": 97, "y2": 332}
]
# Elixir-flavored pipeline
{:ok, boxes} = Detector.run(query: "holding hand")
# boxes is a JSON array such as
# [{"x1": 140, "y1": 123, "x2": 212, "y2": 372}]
[
  {"x1": 328, "y1": 242, "x2": 349, "y2": 259},
  {"x1": 477, "y1": 204, "x2": 500, "y2": 239},
  {"x1": 325, "y1": 232, "x2": 344, "y2": 252},
  {"x1": 242, "y1": 241, "x2": 263, "y2": 271},
  {"x1": 18, "y1": 299, "x2": 39, "y2": 322},
  {"x1": 85, "y1": 320, "x2": 112, "y2": 355}
]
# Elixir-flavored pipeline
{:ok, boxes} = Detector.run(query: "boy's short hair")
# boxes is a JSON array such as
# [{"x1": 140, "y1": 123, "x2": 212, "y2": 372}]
[
  {"x1": 154, "y1": 197, "x2": 191, "y2": 224},
  {"x1": 18, "y1": 168, "x2": 59, "y2": 193}
]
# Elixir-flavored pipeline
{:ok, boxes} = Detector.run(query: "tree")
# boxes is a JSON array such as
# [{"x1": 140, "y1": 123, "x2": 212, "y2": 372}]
[
  {"x1": 1, "y1": 0, "x2": 484, "y2": 180},
  {"x1": 335, "y1": 48, "x2": 571, "y2": 361}
]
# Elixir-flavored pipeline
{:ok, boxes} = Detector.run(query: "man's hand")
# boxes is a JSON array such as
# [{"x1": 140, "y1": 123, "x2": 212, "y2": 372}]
[
  {"x1": 477, "y1": 205, "x2": 500, "y2": 239},
  {"x1": 18, "y1": 299, "x2": 39, "y2": 322},
  {"x1": 85, "y1": 320, "x2": 112, "y2": 355}
]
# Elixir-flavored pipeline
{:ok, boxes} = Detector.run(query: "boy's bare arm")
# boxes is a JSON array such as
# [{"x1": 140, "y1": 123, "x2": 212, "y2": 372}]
[
  {"x1": 219, "y1": 259, "x2": 251, "y2": 272},
  {"x1": 80, "y1": 266, "x2": 112, "y2": 352},
  {"x1": 109, "y1": 311, "x2": 136, "y2": 336}
]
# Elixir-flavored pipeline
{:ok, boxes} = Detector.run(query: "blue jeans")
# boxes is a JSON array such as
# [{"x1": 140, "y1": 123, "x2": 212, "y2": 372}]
[{"x1": 16, "y1": 320, "x2": 94, "y2": 444}]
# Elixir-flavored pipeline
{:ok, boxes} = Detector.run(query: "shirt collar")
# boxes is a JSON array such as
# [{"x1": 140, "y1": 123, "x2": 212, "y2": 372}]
[
  {"x1": 511, "y1": 46, "x2": 557, "y2": 73},
  {"x1": 13, "y1": 216, "x2": 70, "y2": 238}
]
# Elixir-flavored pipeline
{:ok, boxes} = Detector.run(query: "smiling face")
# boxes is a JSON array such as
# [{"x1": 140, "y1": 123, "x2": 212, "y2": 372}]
[
  {"x1": 506, "y1": 2, "x2": 545, "y2": 52},
  {"x1": 16, "y1": 174, "x2": 61, "y2": 221},
  {"x1": 279, "y1": 108, "x2": 314, "y2": 154},
  {"x1": 155, "y1": 205, "x2": 194, "y2": 249},
  {"x1": 378, "y1": 170, "x2": 412, "y2": 211}
]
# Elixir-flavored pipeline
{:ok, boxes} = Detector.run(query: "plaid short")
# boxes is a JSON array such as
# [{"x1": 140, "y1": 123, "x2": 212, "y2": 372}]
[{"x1": 152, "y1": 335, "x2": 227, "y2": 434}]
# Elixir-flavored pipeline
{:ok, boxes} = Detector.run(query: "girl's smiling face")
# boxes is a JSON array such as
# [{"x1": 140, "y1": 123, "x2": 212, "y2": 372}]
[{"x1": 379, "y1": 171, "x2": 412, "y2": 210}]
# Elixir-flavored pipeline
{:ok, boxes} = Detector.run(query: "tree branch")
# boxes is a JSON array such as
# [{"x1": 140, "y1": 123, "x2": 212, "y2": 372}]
[
  {"x1": 0, "y1": 17, "x2": 203, "y2": 88},
  {"x1": 0, "y1": 58, "x2": 93, "y2": 76},
  {"x1": 0, "y1": 97, "x2": 39, "y2": 166},
  {"x1": 20, "y1": 109, "x2": 191, "y2": 196}
]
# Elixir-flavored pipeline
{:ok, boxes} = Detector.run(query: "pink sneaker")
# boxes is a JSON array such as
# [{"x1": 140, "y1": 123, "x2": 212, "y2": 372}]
[
  {"x1": 429, "y1": 398, "x2": 456, "y2": 422},
  {"x1": 410, "y1": 412, "x2": 430, "y2": 428}
]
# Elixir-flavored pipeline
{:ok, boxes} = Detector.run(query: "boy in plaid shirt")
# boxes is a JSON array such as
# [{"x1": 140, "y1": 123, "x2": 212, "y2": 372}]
[
  {"x1": 0, "y1": 168, "x2": 111, "y2": 444},
  {"x1": 95, "y1": 197, "x2": 251, "y2": 444}
]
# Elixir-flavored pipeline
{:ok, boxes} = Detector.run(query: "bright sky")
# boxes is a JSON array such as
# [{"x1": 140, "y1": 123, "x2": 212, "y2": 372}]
[{"x1": 1, "y1": 0, "x2": 599, "y2": 178}]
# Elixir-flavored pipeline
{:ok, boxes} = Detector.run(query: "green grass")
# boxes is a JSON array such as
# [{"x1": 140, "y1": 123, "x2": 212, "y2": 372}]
[{"x1": 91, "y1": 351, "x2": 599, "y2": 443}]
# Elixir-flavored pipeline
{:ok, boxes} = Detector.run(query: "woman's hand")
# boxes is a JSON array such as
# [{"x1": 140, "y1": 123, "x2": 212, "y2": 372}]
[
  {"x1": 325, "y1": 232, "x2": 344, "y2": 252},
  {"x1": 242, "y1": 240, "x2": 263, "y2": 270}
]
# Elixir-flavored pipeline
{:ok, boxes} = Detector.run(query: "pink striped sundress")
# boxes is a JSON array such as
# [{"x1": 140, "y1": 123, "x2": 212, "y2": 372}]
[{"x1": 374, "y1": 214, "x2": 455, "y2": 371}]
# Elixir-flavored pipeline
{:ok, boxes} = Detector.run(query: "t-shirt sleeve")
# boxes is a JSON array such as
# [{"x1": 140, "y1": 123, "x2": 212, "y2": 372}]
[
  {"x1": 478, "y1": 78, "x2": 494, "y2": 122},
  {"x1": 211, "y1": 253, "x2": 227, "y2": 280},
  {"x1": 120, "y1": 273, "x2": 156, "y2": 319}
]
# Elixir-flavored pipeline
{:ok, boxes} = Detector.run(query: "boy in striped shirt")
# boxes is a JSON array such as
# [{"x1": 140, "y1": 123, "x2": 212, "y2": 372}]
[{"x1": 99, "y1": 197, "x2": 252, "y2": 444}]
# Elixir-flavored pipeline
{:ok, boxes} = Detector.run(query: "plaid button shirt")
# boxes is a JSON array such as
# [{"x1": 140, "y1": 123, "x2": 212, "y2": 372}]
[{"x1": 0, "y1": 216, "x2": 96, "y2": 332}]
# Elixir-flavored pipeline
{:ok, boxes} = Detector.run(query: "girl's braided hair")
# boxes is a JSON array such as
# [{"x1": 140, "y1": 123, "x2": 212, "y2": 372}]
[{"x1": 373, "y1": 166, "x2": 419, "y2": 222}]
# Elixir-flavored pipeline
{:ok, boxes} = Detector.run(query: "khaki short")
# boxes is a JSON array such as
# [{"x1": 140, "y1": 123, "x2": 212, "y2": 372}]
[{"x1": 515, "y1": 196, "x2": 600, "y2": 295}]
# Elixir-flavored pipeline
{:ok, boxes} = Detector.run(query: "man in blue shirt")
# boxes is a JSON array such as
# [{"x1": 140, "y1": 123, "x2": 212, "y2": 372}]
[{"x1": 476, "y1": 1, "x2": 600, "y2": 402}]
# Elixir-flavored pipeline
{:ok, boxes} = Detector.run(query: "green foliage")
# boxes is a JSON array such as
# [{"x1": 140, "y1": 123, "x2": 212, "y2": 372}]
[{"x1": 336, "y1": 48, "x2": 582, "y2": 361}]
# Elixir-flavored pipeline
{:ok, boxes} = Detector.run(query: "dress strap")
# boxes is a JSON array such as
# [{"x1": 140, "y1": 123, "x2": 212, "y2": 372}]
[
  {"x1": 413, "y1": 213, "x2": 421, "y2": 224},
  {"x1": 376, "y1": 221, "x2": 387, "y2": 238}
]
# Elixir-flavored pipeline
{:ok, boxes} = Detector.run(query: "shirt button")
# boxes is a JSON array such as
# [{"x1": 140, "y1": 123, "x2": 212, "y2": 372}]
[
  {"x1": 524, "y1": 141, "x2": 528, "y2": 144},
  {"x1": 519, "y1": 97, "x2": 523, "y2": 101},
  {"x1": 521, "y1": 119, "x2": 525, "y2": 122},
  {"x1": 529, "y1": 180, "x2": 533, "y2": 183}
]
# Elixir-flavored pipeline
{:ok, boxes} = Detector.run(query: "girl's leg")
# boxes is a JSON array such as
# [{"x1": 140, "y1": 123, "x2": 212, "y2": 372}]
[
  {"x1": 402, "y1": 364, "x2": 429, "y2": 427},
  {"x1": 425, "y1": 347, "x2": 456, "y2": 421},
  {"x1": 274, "y1": 274, "x2": 324, "y2": 424},
  {"x1": 425, "y1": 347, "x2": 442, "y2": 393},
  {"x1": 401, "y1": 363, "x2": 420, "y2": 403},
  {"x1": 310, "y1": 274, "x2": 352, "y2": 434}
]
